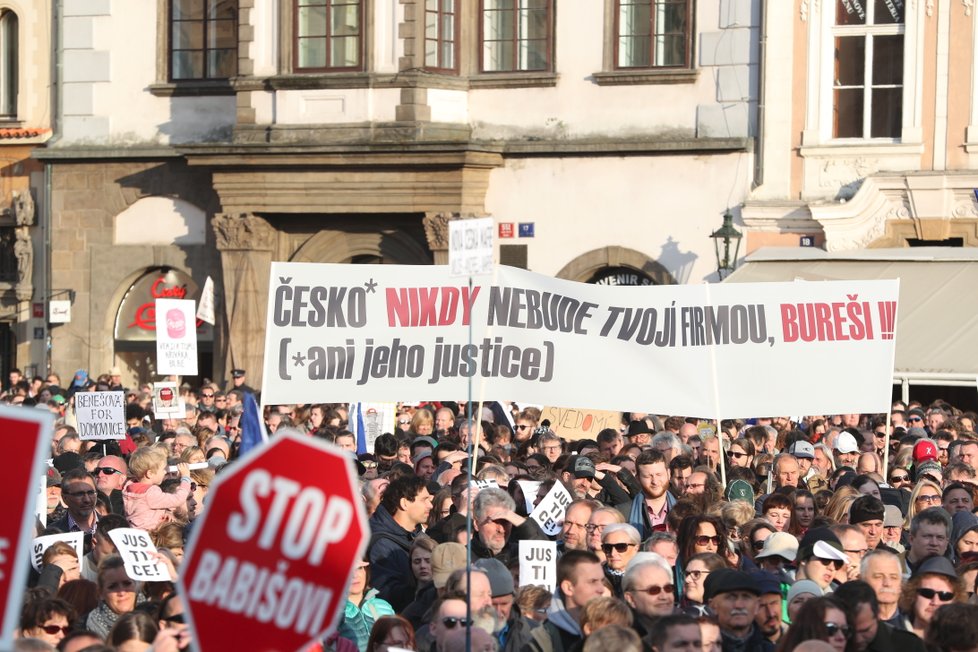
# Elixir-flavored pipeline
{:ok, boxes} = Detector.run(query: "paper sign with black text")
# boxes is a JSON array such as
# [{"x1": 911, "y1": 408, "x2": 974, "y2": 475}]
[
  {"x1": 75, "y1": 391, "x2": 126, "y2": 441},
  {"x1": 30, "y1": 532, "x2": 83, "y2": 572},
  {"x1": 156, "y1": 298, "x2": 198, "y2": 376},
  {"x1": 519, "y1": 540, "x2": 557, "y2": 592},
  {"x1": 529, "y1": 482, "x2": 573, "y2": 537},
  {"x1": 261, "y1": 264, "x2": 899, "y2": 418},
  {"x1": 516, "y1": 480, "x2": 542, "y2": 513},
  {"x1": 108, "y1": 528, "x2": 171, "y2": 582},
  {"x1": 449, "y1": 217, "x2": 494, "y2": 277}
]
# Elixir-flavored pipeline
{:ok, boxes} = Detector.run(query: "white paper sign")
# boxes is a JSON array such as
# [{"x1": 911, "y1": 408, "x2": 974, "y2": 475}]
[
  {"x1": 155, "y1": 299, "x2": 198, "y2": 376},
  {"x1": 75, "y1": 391, "x2": 126, "y2": 440},
  {"x1": 517, "y1": 480, "x2": 543, "y2": 513},
  {"x1": 196, "y1": 276, "x2": 216, "y2": 326},
  {"x1": 108, "y1": 528, "x2": 171, "y2": 582},
  {"x1": 471, "y1": 479, "x2": 500, "y2": 490},
  {"x1": 529, "y1": 482, "x2": 574, "y2": 536},
  {"x1": 449, "y1": 217, "x2": 494, "y2": 277},
  {"x1": 519, "y1": 540, "x2": 557, "y2": 592},
  {"x1": 49, "y1": 300, "x2": 71, "y2": 324},
  {"x1": 350, "y1": 403, "x2": 396, "y2": 453},
  {"x1": 31, "y1": 532, "x2": 83, "y2": 572},
  {"x1": 152, "y1": 382, "x2": 184, "y2": 418}
]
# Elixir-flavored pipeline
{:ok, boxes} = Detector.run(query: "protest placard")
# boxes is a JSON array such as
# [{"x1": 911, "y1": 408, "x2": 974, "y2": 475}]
[
  {"x1": 449, "y1": 217, "x2": 494, "y2": 277},
  {"x1": 261, "y1": 263, "x2": 899, "y2": 418},
  {"x1": 516, "y1": 480, "x2": 542, "y2": 513},
  {"x1": 196, "y1": 276, "x2": 216, "y2": 325},
  {"x1": 519, "y1": 541, "x2": 557, "y2": 592},
  {"x1": 31, "y1": 532, "x2": 83, "y2": 572},
  {"x1": 156, "y1": 298, "x2": 198, "y2": 375},
  {"x1": 541, "y1": 406, "x2": 621, "y2": 440},
  {"x1": 152, "y1": 382, "x2": 183, "y2": 418},
  {"x1": 349, "y1": 402, "x2": 396, "y2": 454},
  {"x1": 75, "y1": 391, "x2": 126, "y2": 441},
  {"x1": 529, "y1": 482, "x2": 573, "y2": 536},
  {"x1": 108, "y1": 528, "x2": 171, "y2": 582}
]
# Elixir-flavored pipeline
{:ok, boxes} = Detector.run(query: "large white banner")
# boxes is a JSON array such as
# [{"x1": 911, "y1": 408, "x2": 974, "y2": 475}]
[{"x1": 261, "y1": 264, "x2": 899, "y2": 418}]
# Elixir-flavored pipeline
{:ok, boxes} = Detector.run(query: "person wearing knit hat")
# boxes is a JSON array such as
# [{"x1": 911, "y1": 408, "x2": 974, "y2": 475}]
[
  {"x1": 786, "y1": 580, "x2": 822, "y2": 622},
  {"x1": 849, "y1": 495, "x2": 887, "y2": 551},
  {"x1": 431, "y1": 542, "x2": 467, "y2": 590},
  {"x1": 795, "y1": 528, "x2": 848, "y2": 591}
]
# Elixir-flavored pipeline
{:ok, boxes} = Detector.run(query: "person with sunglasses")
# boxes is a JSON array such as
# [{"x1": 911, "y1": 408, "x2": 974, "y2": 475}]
[
  {"x1": 600, "y1": 524, "x2": 641, "y2": 598},
  {"x1": 428, "y1": 598, "x2": 472, "y2": 652},
  {"x1": 94, "y1": 454, "x2": 129, "y2": 515},
  {"x1": 776, "y1": 596, "x2": 852, "y2": 652},
  {"x1": 795, "y1": 529, "x2": 850, "y2": 592},
  {"x1": 18, "y1": 596, "x2": 76, "y2": 647},
  {"x1": 898, "y1": 556, "x2": 966, "y2": 639},
  {"x1": 622, "y1": 556, "x2": 676, "y2": 638}
]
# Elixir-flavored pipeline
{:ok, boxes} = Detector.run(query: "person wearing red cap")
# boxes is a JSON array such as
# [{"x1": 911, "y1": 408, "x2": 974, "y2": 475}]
[{"x1": 913, "y1": 439, "x2": 939, "y2": 466}]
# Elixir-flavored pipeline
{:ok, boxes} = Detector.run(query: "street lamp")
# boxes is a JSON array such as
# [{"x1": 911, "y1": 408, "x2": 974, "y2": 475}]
[{"x1": 709, "y1": 211, "x2": 743, "y2": 280}]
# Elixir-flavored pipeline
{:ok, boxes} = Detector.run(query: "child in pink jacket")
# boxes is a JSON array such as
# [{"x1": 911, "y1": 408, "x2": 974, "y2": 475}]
[{"x1": 123, "y1": 445, "x2": 192, "y2": 531}]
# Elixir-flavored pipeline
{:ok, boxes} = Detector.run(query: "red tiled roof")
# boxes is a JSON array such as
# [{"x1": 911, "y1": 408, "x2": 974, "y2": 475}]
[{"x1": 0, "y1": 128, "x2": 50, "y2": 139}]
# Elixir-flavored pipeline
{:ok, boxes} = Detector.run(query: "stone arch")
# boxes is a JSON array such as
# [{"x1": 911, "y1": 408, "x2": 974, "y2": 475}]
[
  {"x1": 290, "y1": 228, "x2": 432, "y2": 264},
  {"x1": 556, "y1": 246, "x2": 676, "y2": 285}
]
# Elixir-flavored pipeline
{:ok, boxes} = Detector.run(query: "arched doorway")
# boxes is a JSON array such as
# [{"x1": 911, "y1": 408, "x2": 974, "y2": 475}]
[
  {"x1": 556, "y1": 246, "x2": 676, "y2": 285},
  {"x1": 290, "y1": 224, "x2": 432, "y2": 264}
]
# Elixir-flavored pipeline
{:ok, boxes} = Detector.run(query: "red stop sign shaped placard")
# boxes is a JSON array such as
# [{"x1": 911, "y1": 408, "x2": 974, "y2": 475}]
[{"x1": 179, "y1": 432, "x2": 367, "y2": 652}]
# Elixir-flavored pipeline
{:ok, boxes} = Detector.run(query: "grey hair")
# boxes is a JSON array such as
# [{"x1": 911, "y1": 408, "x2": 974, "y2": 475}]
[
  {"x1": 859, "y1": 548, "x2": 900, "y2": 578},
  {"x1": 652, "y1": 432, "x2": 680, "y2": 452},
  {"x1": 473, "y1": 487, "x2": 516, "y2": 522},
  {"x1": 622, "y1": 553, "x2": 672, "y2": 591},
  {"x1": 601, "y1": 523, "x2": 641, "y2": 545}
]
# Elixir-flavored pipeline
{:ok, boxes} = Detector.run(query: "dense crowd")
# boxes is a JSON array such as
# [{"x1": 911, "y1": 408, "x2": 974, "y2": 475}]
[{"x1": 10, "y1": 365, "x2": 978, "y2": 652}]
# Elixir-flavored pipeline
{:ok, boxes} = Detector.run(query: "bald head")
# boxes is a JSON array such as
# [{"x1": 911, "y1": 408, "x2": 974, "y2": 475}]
[{"x1": 95, "y1": 455, "x2": 128, "y2": 492}]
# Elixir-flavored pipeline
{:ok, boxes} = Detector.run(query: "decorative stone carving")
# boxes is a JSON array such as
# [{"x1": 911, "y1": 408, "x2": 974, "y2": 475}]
[
  {"x1": 14, "y1": 228, "x2": 31, "y2": 286},
  {"x1": 953, "y1": 200, "x2": 978, "y2": 218},
  {"x1": 965, "y1": 0, "x2": 975, "y2": 16},
  {"x1": 13, "y1": 190, "x2": 34, "y2": 226},
  {"x1": 818, "y1": 158, "x2": 879, "y2": 199},
  {"x1": 886, "y1": 200, "x2": 912, "y2": 220},
  {"x1": 927, "y1": 0, "x2": 935, "y2": 15},
  {"x1": 801, "y1": 0, "x2": 809, "y2": 21},
  {"x1": 213, "y1": 213, "x2": 276, "y2": 251},
  {"x1": 423, "y1": 212, "x2": 455, "y2": 250}
]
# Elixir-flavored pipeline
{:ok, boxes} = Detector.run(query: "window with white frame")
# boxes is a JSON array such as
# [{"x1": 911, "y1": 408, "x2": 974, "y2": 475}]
[
  {"x1": 832, "y1": 0, "x2": 904, "y2": 139},
  {"x1": 481, "y1": 0, "x2": 552, "y2": 73},
  {"x1": 424, "y1": 0, "x2": 459, "y2": 72},
  {"x1": 0, "y1": 9, "x2": 16, "y2": 119}
]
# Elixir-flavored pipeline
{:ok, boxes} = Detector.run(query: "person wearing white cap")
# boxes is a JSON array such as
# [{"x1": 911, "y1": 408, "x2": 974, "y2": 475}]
[
  {"x1": 795, "y1": 528, "x2": 849, "y2": 592},
  {"x1": 755, "y1": 532, "x2": 798, "y2": 579},
  {"x1": 834, "y1": 432, "x2": 860, "y2": 469}
]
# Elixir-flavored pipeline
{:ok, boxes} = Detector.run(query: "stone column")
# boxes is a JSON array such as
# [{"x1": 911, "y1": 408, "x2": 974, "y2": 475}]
[{"x1": 213, "y1": 213, "x2": 276, "y2": 390}]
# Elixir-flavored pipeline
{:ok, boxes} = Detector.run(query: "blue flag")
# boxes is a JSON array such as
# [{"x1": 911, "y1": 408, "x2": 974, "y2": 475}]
[
  {"x1": 238, "y1": 391, "x2": 267, "y2": 457},
  {"x1": 352, "y1": 403, "x2": 368, "y2": 455}
]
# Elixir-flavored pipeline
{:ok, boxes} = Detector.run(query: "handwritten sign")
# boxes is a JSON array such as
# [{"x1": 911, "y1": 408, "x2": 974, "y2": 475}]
[
  {"x1": 449, "y1": 217, "x2": 494, "y2": 277},
  {"x1": 519, "y1": 540, "x2": 556, "y2": 592},
  {"x1": 529, "y1": 482, "x2": 573, "y2": 536},
  {"x1": 31, "y1": 532, "x2": 83, "y2": 572},
  {"x1": 75, "y1": 391, "x2": 125, "y2": 441},
  {"x1": 152, "y1": 382, "x2": 184, "y2": 418},
  {"x1": 540, "y1": 406, "x2": 621, "y2": 441},
  {"x1": 156, "y1": 298, "x2": 198, "y2": 376},
  {"x1": 109, "y1": 528, "x2": 171, "y2": 582}
]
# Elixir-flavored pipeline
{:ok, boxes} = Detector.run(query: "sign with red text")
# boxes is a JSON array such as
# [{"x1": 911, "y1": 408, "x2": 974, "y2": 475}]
[
  {"x1": 152, "y1": 382, "x2": 183, "y2": 418},
  {"x1": 114, "y1": 268, "x2": 213, "y2": 342},
  {"x1": 261, "y1": 264, "x2": 899, "y2": 418},
  {"x1": 541, "y1": 406, "x2": 621, "y2": 440},
  {"x1": 179, "y1": 431, "x2": 367, "y2": 652},
  {"x1": 155, "y1": 299, "x2": 198, "y2": 376},
  {"x1": 1, "y1": 407, "x2": 52, "y2": 644}
]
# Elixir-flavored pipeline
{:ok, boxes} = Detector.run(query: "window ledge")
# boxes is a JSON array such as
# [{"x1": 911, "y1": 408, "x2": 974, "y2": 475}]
[
  {"x1": 468, "y1": 72, "x2": 558, "y2": 89},
  {"x1": 591, "y1": 69, "x2": 699, "y2": 86},
  {"x1": 799, "y1": 142, "x2": 925, "y2": 158},
  {"x1": 148, "y1": 81, "x2": 235, "y2": 97}
]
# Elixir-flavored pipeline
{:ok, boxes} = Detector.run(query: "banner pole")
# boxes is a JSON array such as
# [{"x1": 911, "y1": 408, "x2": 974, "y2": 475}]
[
  {"x1": 716, "y1": 420, "x2": 727, "y2": 490},
  {"x1": 465, "y1": 274, "x2": 473, "y2": 652},
  {"x1": 882, "y1": 409, "x2": 892, "y2": 480}
]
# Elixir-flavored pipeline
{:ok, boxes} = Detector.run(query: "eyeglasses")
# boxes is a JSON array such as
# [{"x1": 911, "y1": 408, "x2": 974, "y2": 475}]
[
  {"x1": 728, "y1": 451, "x2": 748, "y2": 459},
  {"x1": 602, "y1": 542, "x2": 637, "y2": 554},
  {"x1": 695, "y1": 535, "x2": 720, "y2": 546},
  {"x1": 40, "y1": 624, "x2": 71, "y2": 635},
  {"x1": 515, "y1": 425, "x2": 530, "y2": 430},
  {"x1": 873, "y1": 431, "x2": 887, "y2": 438},
  {"x1": 752, "y1": 539, "x2": 767, "y2": 551},
  {"x1": 916, "y1": 588, "x2": 954, "y2": 601},
  {"x1": 824, "y1": 623, "x2": 851, "y2": 638},
  {"x1": 398, "y1": 420, "x2": 411, "y2": 426},
  {"x1": 586, "y1": 524, "x2": 605, "y2": 533},
  {"x1": 64, "y1": 489, "x2": 97, "y2": 498},
  {"x1": 442, "y1": 617, "x2": 470, "y2": 629},
  {"x1": 916, "y1": 494, "x2": 941, "y2": 504},
  {"x1": 483, "y1": 518, "x2": 510, "y2": 528},
  {"x1": 95, "y1": 467, "x2": 123, "y2": 476},
  {"x1": 200, "y1": 393, "x2": 214, "y2": 398},
  {"x1": 685, "y1": 570, "x2": 709, "y2": 580},
  {"x1": 631, "y1": 584, "x2": 674, "y2": 596},
  {"x1": 844, "y1": 548, "x2": 867, "y2": 558},
  {"x1": 814, "y1": 557, "x2": 845, "y2": 570},
  {"x1": 891, "y1": 474, "x2": 909, "y2": 482},
  {"x1": 162, "y1": 613, "x2": 185, "y2": 624},
  {"x1": 909, "y1": 416, "x2": 923, "y2": 423}
]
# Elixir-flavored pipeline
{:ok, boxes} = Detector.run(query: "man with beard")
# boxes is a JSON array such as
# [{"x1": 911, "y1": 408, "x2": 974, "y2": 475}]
[
  {"x1": 560, "y1": 500, "x2": 597, "y2": 553},
  {"x1": 704, "y1": 569, "x2": 772, "y2": 652},
  {"x1": 475, "y1": 558, "x2": 534, "y2": 652},
  {"x1": 562, "y1": 456, "x2": 632, "y2": 505},
  {"x1": 751, "y1": 572, "x2": 785, "y2": 646},
  {"x1": 472, "y1": 488, "x2": 547, "y2": 566},
  {"x1": 617, "y1": 450, "x2": 676, "y2": 539}
]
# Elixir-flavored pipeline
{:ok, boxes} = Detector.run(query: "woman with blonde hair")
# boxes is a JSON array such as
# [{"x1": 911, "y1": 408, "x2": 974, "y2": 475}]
[
  {"x1": 905, "y1": 478, "x2": 943, "y2": 530},
  {"x1": 822, "y1": 485, "x2": 859, "y2": 525},
  {"x1": 409, "y1": 409, "x2": 434, "y2": 437}
]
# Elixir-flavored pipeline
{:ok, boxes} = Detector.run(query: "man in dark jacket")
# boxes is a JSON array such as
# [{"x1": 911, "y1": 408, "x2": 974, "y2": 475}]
[
  {"x1": 472, "y1": 487, "x2": 547, "y2": 567},
  {"x1": 475, "y1": 558, "x2": 537, "y2": 652},
  {"x1": 704, "y1": 569, "x2": 774, "y2": 652},
  {"x1": 834, "y1": 580, "x2": 926, "y2": 652},
  {"x1": 366, "y1": 475, "x2": 432, "y2": 611}
]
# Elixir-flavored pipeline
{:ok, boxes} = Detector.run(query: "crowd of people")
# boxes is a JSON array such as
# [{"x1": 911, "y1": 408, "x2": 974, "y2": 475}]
[{"x1": 10, "y1": 364, "x2": 978, "y2": 652}]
